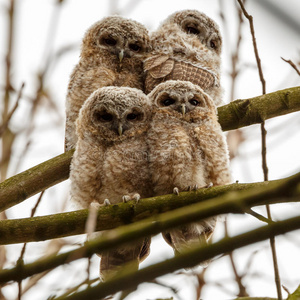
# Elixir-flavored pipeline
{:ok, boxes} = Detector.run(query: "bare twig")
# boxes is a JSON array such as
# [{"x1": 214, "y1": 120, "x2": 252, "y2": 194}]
[
  {"x1": 224, "y1": 219, "x2": 249, "y2": 296},
  {"x1": 281, "y1": 57, "x2": 300, "y2": 76},
  {"x1": 237, "y1": 1, "x2": 282, "y2": 298},
  {"x1": 0, "y1": 83, "x2": 25, "y2": 137},
  {"x1": 16, "y1": 191, "x2": 45, "y2": 300}
]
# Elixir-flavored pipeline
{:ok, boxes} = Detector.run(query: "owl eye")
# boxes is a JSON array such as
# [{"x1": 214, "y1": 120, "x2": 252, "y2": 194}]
[
  {"x1": 102, "y1": 38, "x2": 117, "y2": 46},
  {"x1": 186, "y1": 26, "x2": 200, "y2": 35},
  {"x1": 127, "y1": 113, "x2": 138, "y2": 120},
  {"x1": 126, "y1": 112, "x2": 143, "y2": 121},
  {"x1": 210, "y1": 40, "x2": 216, "y2": 49},
  {"x1": 129, "y1": 43, "x2": 141, "y2": 52},
  {"x1": 94, "y1": 111, "x2": 113, "y2": 122},
  {"x1": 161, "y1": 98, "x2": 175, "y2": 106},
  {"x1": 189, "y1": 99, "x2": 200, "y2": 106}
]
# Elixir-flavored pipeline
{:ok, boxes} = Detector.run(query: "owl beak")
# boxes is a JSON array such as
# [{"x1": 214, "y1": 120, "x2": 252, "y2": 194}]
[
  {"x1": 180, "y1": 104, "x2": 186, "y2": 116},
  {"x1": 118, "y1": 124, "x2": 123, "y2": 136},
  {"x1": 118, "y1": 49, "x2": 124, "y2": 63}
]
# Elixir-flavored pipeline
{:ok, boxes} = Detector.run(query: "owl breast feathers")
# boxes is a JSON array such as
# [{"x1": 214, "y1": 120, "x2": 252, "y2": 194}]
[
  {"x1": 65, "y1": 16, "x2": 150, "y2": 151},
  {"x1": 144, "y1": 10, "x2": 224, "y2": 107},
  {"x1": 147, "y1": 80, "x2": 231, "y2": 262},
  {"x1": 69, "y1": 86, "x2": 153, "y2": 281}
]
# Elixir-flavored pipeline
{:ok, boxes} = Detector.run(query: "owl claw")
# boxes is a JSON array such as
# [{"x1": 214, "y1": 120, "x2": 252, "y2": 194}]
[
  {"x1": 206, "y1": 182, "x2": 213, "y2": 188},
  {"x1": 173, "y1": 187, "x2": 180, "y2": 195},
  {"x1": 103, "y1": 199, "x2": 111, "y2": 206},
  {"x1": 122, "y1": 195, "x2": 131, "y2": 203},
  {"x1": 187, "y1": 185, "x2": 198, "y2": 191},
  {"x1": 122, "y1": 193, "x2": 140, "y2": 203},
  {"x1": 133, "y1": 193, "x2": 141, "y2": 203}
]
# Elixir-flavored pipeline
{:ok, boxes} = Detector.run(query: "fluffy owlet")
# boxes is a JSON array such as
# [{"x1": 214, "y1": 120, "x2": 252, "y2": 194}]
[
  {"x1": 69, "y1": 87, "x2": 152, "y2": 281},
  {"x1": 144, "y1": 10, "x2": 223, "y2": 106},
  {"x1": 147, "y1": 80, "x2": 231, "y2": 261},
  {"x1": 65, "y1": 16, "x2": 150, "y2": 151}
]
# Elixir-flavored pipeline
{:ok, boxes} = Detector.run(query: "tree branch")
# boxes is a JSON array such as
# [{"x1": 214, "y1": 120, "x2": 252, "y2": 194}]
[
  {"x1": 0, "y1": 172, "x2": 299, "y2": 245},
  {"x1": 0, "y1": 149, "x2": 74, "y2": 212},
  {"x1": 53, "y1": 215, "x2": 300, "y2": 299},
  {"x1": 0, "y1": 86, "x2": 299, "y2": 213}
]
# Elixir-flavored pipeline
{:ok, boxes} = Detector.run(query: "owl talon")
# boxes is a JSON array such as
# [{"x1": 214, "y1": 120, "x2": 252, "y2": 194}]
[
  {"x1": 173, "y1": 187, "x2": 180, "y2": 195},
  {"x1": 133, "y1": 193, "x2": 141, "y2": 203},
  {"x1": 103, "y1": 199, "x2": 111, "y2": 206},
  {"x1": 206, "y1": 182, "x2": 213, "y2": 188},
  {"x1": 122, "y1": 195, "x2": 131, "y2": 203}
]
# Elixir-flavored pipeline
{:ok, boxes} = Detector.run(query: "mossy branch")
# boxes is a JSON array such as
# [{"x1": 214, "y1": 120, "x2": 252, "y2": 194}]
[
  {"x1": 0, "y1": 171, "x2": 299, "y2": 245},
  {"x1": 218, "y1": 85, "x2": 300, "y2": 131},
  {"x1": 28, "y1": 215, "x2": 300, "y2": 299},
  {"x1": 0, "y1": 86, "x2": 299, "y2": 212}
]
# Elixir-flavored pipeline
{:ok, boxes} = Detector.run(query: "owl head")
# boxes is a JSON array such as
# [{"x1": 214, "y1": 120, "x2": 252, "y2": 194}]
[
  {"x1": 76, "y1": 87, "x2": 152, "y2": 144},
  {"x1": 148, "y1": 80, "x2": 217, "y2": 123},
  {"x1": 80, "y1": 16, "x2": 150, "y2": 64},
  {"x1": 161, "y1": 9, "x2": 222, "y2": 55}
]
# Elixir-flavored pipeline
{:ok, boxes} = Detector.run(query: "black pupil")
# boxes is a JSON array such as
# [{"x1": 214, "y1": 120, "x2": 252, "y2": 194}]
[
  {"x1": 104, "y1": 38, "x2": 116, "y2": 46},
  {"x1": 129, "y1": 44, "x2": 141, "y2": 51},
  {"x1": 162, "y1": 98, "x2": 175, "y2": 106},
  {"x1": 127, "y1": 113, "x2": 138, "y2": 120},
  {"x1": 190, "y1": 99, "x2": 199, "y2": 106},
  {"x1": 210, "y1": 41, "x2": 216, "y2": 48},
  {"x1": 187, "y1": 26, "x2": 199, "y2": 35},
  {"x1": 96, "y1": 112, "x2": 113, "y2": 122}
]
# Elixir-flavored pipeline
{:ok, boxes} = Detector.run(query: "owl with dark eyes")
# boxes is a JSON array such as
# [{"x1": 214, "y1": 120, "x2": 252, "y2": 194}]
[
  {"x1": 147, "y1": 80, "x2": 231, "y2": 262},
  {"x1": 69, "y1": 86, "x2": 153, "y2": 281},
  {"x1": 65, "y1": 16, "x2": 150, "y2": 151},
  {"x1": 144, "y1": 10, "x2": 223, "y2": 106}
]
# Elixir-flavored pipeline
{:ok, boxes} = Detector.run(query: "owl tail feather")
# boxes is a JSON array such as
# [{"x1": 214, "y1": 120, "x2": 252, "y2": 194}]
[
  {"x1": 162, "y1": 221, "x2": 216, "y2": 268},
  {"x1": 99, "y1": 237, "x2": 151, "y2": 282}
]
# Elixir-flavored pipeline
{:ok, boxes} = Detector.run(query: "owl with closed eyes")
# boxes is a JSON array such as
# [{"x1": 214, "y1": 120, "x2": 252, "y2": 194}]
[
  {"x1": 69, "y1": 87, "x2": 152, "y2": 281},
  {"x1": 147, "y1": 80, "x2": 231, "y2": 261},
  {"x1": 144, "y1": 10, "x2": 223, "y2": 106},
  {"x1": 65, "y1": 16, "x2": 150, "y2": 151}
]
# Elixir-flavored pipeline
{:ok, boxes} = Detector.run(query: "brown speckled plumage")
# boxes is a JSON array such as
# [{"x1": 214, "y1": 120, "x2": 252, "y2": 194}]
[
  {"x1": 147, "y1": 80, "x2": 231, "y2": 263},
  {"x1": 65, "y1": 16, "x2": 150, "y2": 151},
  {"x1": 69, "y1": 87, "x2": 152, "y2": 281},
  {"x1": 144, "y1": 10, "x2": 223, "y2": 106}
]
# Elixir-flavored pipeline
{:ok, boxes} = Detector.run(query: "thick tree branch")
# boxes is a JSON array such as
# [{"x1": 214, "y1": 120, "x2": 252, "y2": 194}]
[
  {"x1": 0, "y1": 149, "x2": 74, "y2": 212},
  {"x1": 54, "y1": 215, "x2": 300, "y2": 299},
  {"x1": 0, "y1": 172, "x2": 299, "y2": 245},
  {"x1": 0, "y1": 210, "x2": 300, "y2": 292},
  {"x1": 0, "y1": 86, "x2": 299, "y2": 213},
  {"x1": 218, "y1": 86, "x2": 300, "y2": 131}
]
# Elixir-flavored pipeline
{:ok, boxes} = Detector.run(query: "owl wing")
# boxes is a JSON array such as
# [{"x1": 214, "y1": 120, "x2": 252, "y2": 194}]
[{"x1": 144, "y1": 54, "x2": 174, "y2": 78}]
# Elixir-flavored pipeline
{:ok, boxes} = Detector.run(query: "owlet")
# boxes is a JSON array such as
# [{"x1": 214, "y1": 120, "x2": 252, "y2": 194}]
[
  {"x1": 65, "y1": 16, "x2": 150, "y2": 150},
  {"x1": 147, "y1": 80, "x2": 231, "y2": 262},
  {"x1": 69, "y1": 86, "x2": 153, "y2": 281},
  {"x1": 144, "y1": 10, "x2": 223, "y2": 106}
]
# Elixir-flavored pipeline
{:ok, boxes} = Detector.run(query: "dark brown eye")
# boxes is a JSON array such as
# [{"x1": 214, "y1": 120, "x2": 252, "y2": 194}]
[
  {"x1": 189, "y1": 99, "x2": 200, "y2": 106},
  {"x1": 102, "y1": 38, "x2": 117, "y2": 46},
  {"x1": 94, "y1": 111, "x2": 113, "y2": 122},
  {"x1": 129, "y1": 43, "x2": 141, "y2": 52},
  {"x1": 127, "y1": 113, "x2": 138, "y2": 120},
  {"x1": 210, "y1": 40, "x2": 216, "y2": 49},
  {"x1": 162, "y1": 98, "x2": 175, "y2": 106},
  {"x1": 186, "y1": 26, "x2": 200, "y2": 35}
]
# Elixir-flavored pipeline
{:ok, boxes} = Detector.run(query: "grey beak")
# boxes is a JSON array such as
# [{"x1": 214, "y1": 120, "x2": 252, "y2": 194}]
[
  {"x1": 118, "y1": 49, "x2": 124, "y2": 62},
  {"x1": 118, "y1": 124, "x2": 123, "y2": 136},
  {"x1": 180, "y1": 104, "x2": 186, "y2": 116}
]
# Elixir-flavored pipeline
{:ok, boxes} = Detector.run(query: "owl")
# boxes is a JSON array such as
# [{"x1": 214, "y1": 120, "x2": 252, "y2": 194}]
[
  {"x1": 147, "y1": 80, "x2": 231, "y2": 261},
  {"x1": 144, "y1": 10, "x2": 223, "y2": 106},
  {"x1": 65, "y1": 16, "x2": 150, "y2": 151},
  {"x1": 69, "y1": 86, "x2": 152, "y2": 281}
]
